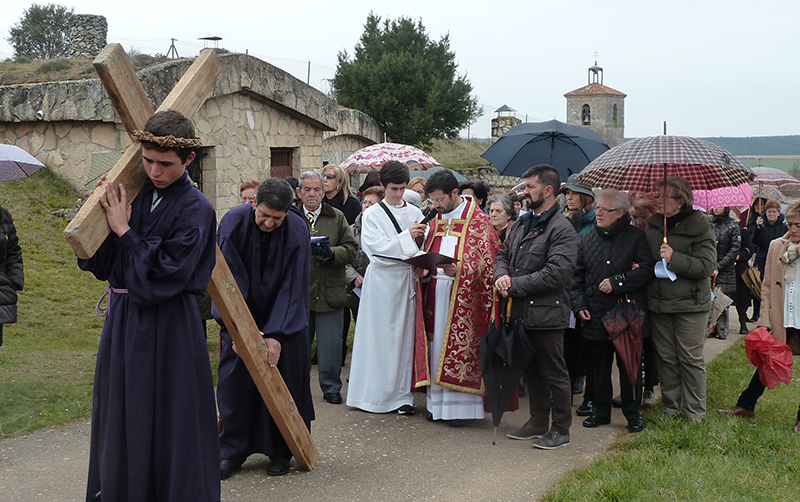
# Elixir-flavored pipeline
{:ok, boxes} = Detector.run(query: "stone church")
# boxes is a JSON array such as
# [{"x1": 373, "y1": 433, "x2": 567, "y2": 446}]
[{"x1": 564, "y1": 62, "x2": 626, "y2": 147}]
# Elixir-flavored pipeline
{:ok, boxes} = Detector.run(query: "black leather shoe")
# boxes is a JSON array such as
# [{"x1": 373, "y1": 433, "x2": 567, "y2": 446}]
[
  {"x1": 740, "y1": 326, "x2": 749, "y2": 335},
  {"x1": 628, "y1": 417, "x2": 645, "y2": 433},
  {"x1": 582, "y1": 415, "x2": 611, "y2": 428},
  {"x1": 220, "y1": 459, "x2": 242, "y2": 480},
  {"x1": 324, "y1": 392, "x2": 343, "y2": 404},
  {"x1": 576, "y1": 400, "x2": 593, "y2": 417},
  {"x1": 266, "y1": 456, "x2": 291, "y2": 476}
]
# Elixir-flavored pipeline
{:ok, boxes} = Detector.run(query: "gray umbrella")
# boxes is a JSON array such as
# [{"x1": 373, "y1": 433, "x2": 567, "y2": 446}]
[
  {"x1": 413, "y1": 166, "x2": 468, "y2": 183},
  {"x1": 0, "y1": 144, "x2": 45, "y2": 181}
]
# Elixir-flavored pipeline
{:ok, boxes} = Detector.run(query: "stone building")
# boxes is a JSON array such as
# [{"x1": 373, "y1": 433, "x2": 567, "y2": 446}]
[
  {"x1": 564, "y1": 63, "x2": 626, "y2": 147},
  {"x1": 0, "y1": 52, "x2": 382, "y2": 219},
  {"x1": 66, "y1": 14, "x2": 108, "y2": 59},
  {"x1": 490, "y1": 104, "x2": 521, "y2": 143}
]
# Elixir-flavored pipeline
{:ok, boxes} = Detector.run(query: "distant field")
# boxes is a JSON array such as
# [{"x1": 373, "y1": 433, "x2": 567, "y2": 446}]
[{"x1": 739, "y1": 156, "x2": 800, "y2": 172}]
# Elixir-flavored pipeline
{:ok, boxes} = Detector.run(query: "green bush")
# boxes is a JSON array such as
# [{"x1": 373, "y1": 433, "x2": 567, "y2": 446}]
[
  {"x1": 35, "y1": 59, "x2": 72, "y2": 74},
  {"x1": 14, "y1": 56, "x2": 32, "y2": 64}
]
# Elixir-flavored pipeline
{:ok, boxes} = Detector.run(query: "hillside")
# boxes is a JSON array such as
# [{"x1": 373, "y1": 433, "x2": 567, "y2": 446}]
[{"x1": 701, "y1": 136, "x2": 800, "y2": 156}]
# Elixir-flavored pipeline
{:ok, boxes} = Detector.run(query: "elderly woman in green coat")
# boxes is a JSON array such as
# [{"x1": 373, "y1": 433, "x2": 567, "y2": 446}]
[{"x1": 645, "y1": 177, "x2": 716, "y2": 421}]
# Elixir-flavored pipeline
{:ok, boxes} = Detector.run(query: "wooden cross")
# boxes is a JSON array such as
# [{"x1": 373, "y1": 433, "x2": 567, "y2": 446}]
[{"x1": 63, "y1": 44, "x2": 317, "y2": 470}]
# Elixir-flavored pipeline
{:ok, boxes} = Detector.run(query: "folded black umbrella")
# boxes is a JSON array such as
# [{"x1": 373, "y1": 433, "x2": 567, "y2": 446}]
[{"x1": 481, "y1": 297, "x2": 536, "y2": 444}]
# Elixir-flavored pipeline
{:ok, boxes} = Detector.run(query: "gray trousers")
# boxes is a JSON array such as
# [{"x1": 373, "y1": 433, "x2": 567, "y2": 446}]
[
  {"x1": 309, "y1": 310, "x2": 344, "y2": 395},
  {"x1": 650, "y1": 311, "x2": 707, "y2": 419},
  {"x1": 524, "y1": 329, "x2": 572, "y2": 434}
]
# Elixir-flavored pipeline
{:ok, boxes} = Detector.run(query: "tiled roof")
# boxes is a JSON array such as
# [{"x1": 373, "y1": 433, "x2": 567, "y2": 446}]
[{"x1": 564, "y1": 83, "x2": 626, "y2": 97}]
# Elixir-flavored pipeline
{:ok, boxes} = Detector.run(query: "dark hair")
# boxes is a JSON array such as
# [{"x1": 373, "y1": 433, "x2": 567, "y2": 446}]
[
  {"x1": 522, "y1": 164, "x2": 560, "y2": 194},
  {"x1": 358, "y1": 171, "x2": 382, "y2": 193},
  {"x1": 425, "y1": 170, "x2": 459, "y2": 195},
  {"x1": 283, "y1": 176, "x2": 299, "y2": 190},
  {"x1": 380, "y1": 160, "x2": 410, "y2": 186},
  {"x1": 362, "y1": 186, "x2": 385, "y2": 200},
  {"x1": 459, "y1": 180, "x2": 489, "y2": 204},
  {"x1": 142, "y1": 110, "x2": 196, "y2": 163},
  {"x1": 509, "y1": 193, "x2": 523, "y2": 204},
  {"x1": 240, "y1": 179, "x2": 260, "y2": 194},
  {"x1": 256, "y1": 177, "x2": 294, "y2": 212}
]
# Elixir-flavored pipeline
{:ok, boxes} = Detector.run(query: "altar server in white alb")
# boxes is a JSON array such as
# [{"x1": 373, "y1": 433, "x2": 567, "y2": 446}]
[{"x1": 346, "y1": 161, "x2": 426, "y2": 415}]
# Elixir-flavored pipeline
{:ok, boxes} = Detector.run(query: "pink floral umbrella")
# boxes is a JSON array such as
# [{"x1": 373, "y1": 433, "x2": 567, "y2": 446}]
[
  {"x1": 340, "y1": 142, "x2": 441, "y2": 174},
  {"x1": 692, "y1": 183, "x2": 753, "y2": 211}
]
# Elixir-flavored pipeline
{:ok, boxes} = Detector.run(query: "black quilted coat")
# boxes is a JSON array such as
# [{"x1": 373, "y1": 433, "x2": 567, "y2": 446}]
[
  {"x1": 571, "y1": 213, "x2": 655, "y2": 342},
  {"x1": 712, "y1": 213, "x2": 741, "y2": 296},
  {"x1": 0, "y1": 206, "x2": 24, "y2": 325}
]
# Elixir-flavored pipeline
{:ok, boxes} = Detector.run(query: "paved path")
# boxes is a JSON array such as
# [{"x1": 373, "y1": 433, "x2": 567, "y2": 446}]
[{"x1": 0, "y1": 321, "x2": 746, "y2": 501}]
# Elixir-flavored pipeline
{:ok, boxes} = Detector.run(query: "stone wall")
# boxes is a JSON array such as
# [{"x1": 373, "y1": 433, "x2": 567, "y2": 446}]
[
  {"x1": 323, "y1": 108, "x2": 384, "y2": 166},
  {"x1": 66, "y1": 14, "x2": 107, "y2": 59},
  {"x1": 491, "y1": 116, "x2": 521, "y2": 143},
  {"x1": 196, "y1": 93, "x2": 325, "y2": 218}
]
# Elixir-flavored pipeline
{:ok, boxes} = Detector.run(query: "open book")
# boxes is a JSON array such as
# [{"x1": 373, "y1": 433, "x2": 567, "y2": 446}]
[{"x1": 373, "y1": 251, "x2": 457, "y2": 270}]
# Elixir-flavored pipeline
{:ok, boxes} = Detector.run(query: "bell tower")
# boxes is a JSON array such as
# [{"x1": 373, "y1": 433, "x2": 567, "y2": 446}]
[{"x1": 564, "y1": 62, "x2": 626, "y2": 147}]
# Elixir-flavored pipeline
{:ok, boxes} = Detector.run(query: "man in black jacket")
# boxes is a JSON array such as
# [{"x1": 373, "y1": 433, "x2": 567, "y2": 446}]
[
  {"x1": 494, "y1": 164, "x2": 579, "y2": 450},
  {"x1": 571, "y1": 189, "x2": 654, "y2": 433}
]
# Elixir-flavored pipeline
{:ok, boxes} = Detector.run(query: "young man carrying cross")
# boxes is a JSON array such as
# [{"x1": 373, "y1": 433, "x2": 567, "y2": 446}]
[{"x1": 78, "y1": 110, "x2": 220, "y2": 501}]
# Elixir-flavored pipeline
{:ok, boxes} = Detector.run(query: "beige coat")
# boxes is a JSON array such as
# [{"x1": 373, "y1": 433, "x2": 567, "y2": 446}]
[{"x1": 757, "y1": 233, "x2": 791, "y2": 344}]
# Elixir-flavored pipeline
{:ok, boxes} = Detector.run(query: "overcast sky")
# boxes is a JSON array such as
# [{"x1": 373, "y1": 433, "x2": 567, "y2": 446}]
[{"x1": 2, "y1": 0, "x2": 798, "y2": 140}]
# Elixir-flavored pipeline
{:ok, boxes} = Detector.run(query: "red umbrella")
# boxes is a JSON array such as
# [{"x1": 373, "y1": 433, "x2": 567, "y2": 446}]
[
  {"x1": 601, "y1": 300, "x2": 645, "y2": 388},
  {"x1": 751, "y1": 166, "x2": 800, "y2": 188},
  {"x1": 745, "y1": 328, "x2": 794, "y2": 390},
  {"x1": 340, "y1": 142, "x2": 441, "y2": 173}
]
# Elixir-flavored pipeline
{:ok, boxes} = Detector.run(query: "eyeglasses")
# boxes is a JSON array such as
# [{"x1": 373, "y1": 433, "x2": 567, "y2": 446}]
[
  {"x1": 595, "y1": 206, "x2": 620, "y2": 215},
  {"x1": 430, "y1": 194, "x2": 450, "y2": 204},
  {"x1": 653, "y1": 194, "x2": 681, "y2": 200},
  {"x1": 322, "y1": 174, "x2": 336, "y2": 180}
]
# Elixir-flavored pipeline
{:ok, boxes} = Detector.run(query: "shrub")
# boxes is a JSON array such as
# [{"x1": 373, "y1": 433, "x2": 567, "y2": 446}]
[{"x1": 35, "y1": 59, "x2": 72, "y2": 74}]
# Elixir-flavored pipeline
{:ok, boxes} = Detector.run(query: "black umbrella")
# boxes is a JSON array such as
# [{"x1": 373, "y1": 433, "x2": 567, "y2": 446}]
[
  {"x1": 481, "y1": 119, "x2": 610, "y2": 179},
  {"x1": 480, "y1": 297, "x2": 536, "y2": 444}
]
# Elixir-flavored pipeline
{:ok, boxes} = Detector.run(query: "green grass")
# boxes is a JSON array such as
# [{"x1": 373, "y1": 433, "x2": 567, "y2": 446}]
[{"x1": 542, "y1": 340, "x2": 800, "y2": 502}]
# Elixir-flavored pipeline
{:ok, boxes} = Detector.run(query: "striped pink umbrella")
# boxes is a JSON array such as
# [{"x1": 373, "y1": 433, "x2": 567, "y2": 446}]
[
  {"x1": 751, "y1": 167, "x2": 800, "y2": 188},
  {"x1": 340, "y1": 142, "x2": 441, "y2": 174}
]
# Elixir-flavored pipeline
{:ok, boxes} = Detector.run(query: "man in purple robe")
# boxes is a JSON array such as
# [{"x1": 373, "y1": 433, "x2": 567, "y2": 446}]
[
  {"x1": 78, "y1": 110, "x2": 220, "y2": 501},
  {"x1": 215, "y1": 178, "x2": 314, "y2": 478}
]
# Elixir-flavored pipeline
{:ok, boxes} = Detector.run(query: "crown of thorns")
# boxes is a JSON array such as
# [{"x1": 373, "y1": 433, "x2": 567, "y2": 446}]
[{"x1": 132, "y1": 130, "x2": 203, "y2": 149}]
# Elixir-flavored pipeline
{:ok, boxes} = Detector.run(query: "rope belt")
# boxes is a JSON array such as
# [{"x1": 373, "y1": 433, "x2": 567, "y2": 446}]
[{"x1": 95, "y1": 285, "x2": 129, "y2": 317}]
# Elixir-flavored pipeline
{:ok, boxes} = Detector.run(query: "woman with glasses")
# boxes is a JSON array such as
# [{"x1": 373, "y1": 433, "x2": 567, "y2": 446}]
[
  {"x1": 322, "y1": 165, "x2": 361, "y2": 225},
  {"x1": 645, "y1": 176, "x2": 716, "y2": 421}
]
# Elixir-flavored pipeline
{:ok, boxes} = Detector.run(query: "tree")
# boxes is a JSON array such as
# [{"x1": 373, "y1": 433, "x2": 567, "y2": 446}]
[
  {"x1": 333, "y1": 13, "x2": 481, "y2": 147},
  {"x1": 7, "y1": 4, "x2": 74, "y2": 60}
]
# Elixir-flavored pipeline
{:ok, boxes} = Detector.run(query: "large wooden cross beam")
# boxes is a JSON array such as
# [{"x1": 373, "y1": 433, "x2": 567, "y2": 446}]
[{"x1": 63, "y1": 44, "x2": 317, "y2": 470}]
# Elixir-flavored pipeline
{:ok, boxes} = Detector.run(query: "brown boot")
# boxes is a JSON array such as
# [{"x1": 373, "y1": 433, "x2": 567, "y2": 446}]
[{"x1": 718, "y1": 406, "x2": 754, "y2": 418}]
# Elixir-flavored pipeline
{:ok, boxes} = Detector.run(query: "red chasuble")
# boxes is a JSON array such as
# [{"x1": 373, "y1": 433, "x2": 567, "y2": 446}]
[{"x1": 412, "y1": 198, "x2": 500, "y2": 394}]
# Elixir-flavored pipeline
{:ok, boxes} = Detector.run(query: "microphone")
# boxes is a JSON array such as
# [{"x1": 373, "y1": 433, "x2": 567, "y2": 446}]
[{"x1": 419, "y1": 208, "x2": 438, "y2": 225}]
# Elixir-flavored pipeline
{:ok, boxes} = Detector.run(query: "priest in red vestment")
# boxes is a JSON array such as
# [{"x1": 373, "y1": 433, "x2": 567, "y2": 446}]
[{"x1": 416, "y1": 170, "x2": 500, "y2": 423}]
